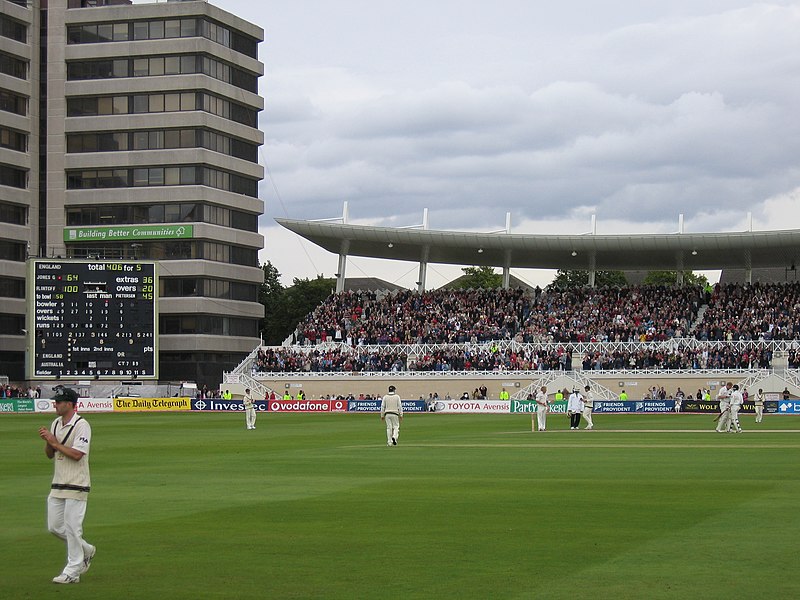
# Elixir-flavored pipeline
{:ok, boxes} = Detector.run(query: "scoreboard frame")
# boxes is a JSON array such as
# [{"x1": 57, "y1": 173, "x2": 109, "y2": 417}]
[{"x1": 27, "y1": 259, "x2": 159, "y2": 380}]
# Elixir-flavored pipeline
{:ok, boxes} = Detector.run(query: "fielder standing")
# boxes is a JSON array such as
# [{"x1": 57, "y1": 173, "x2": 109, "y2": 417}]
[
  {"x1": 243, "y1": 388, "x2": 256, "y2": 430},
  {"x1": 38, "y1": 387, "x2": 96, "y2": 584},
  {"x1": 582, "y1": 385, "x2": 595, "y2": 430},
  {"x1": 754, "y1": 388, "x2": 765, "y2": 423},
  {"x1": 380, "y1": 385, "x2": 403, "y2": 446},
  {"x1": 729, "y1": 384, "x2": 744, "y2": 433},
  {"x1": 534, "y1": 386, "x2": 549, "y2": 432}
]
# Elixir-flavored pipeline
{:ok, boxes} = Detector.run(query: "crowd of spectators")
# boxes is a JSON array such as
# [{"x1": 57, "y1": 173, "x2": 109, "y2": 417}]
[
  {"x1": 1, "y1": 385, "x2": 41, "y2": 398},
  {"x1": 694, "y1": 282, "x2": 800, "y2": 341},
  {"x1": 254, "y1": 343, "x2": 771, "y2": 374},
  {"x1": 292, "y1": 286, "x2": 705, "y2": 347},
  {"x1": 251, "y1": 283, "x2": 800, "y2": 374},
  {"x1": 256, "y1": 345, "x2": 577, "y2": 373},
  {"x1": 580, "y1": 345, "x2": 772, "y2": 370}
]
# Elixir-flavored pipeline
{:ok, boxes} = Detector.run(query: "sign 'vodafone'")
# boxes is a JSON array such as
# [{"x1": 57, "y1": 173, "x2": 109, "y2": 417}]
[{"x1": 268, "y1": 399, "x2": 348, "y2": 412}]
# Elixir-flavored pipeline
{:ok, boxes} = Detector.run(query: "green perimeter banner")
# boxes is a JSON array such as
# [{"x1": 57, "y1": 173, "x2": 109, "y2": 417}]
[
  {"x1": 0, "y1": 398, "x2": 35, "y2": 413},
  {"x1": 510, "y1": 400, "x2": 567, "y2": 414},
  {"x1": 64, "y1": 225, "x2": 193, "y2": 242}
]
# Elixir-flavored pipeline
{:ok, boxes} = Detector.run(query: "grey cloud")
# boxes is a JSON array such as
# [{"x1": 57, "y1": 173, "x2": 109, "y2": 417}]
[{"x1": 260, "y1": 3, "x2": 800, "y2": 232}]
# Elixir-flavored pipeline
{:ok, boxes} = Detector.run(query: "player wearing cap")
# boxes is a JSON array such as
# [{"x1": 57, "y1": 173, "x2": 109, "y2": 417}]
[
  {"x1": 38, "y1": 387, "x2": 96, "y2": 584},
  {"x1": 754, "y1": 388, "x2": 765, "y2": 423},
  {"x1": 380, "y1": 385, "x2": 403, "y2": 446}
]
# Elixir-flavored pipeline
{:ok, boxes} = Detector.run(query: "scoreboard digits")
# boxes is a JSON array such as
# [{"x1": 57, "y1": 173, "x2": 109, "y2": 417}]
[{"x1": 29, "y1": 260, "x2": 158, "y2": 379}]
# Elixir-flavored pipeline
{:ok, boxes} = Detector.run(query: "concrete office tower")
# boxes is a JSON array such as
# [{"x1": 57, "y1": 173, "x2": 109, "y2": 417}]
[{"x1": 0, "y1": 0, "x2": 264, "y2": 384}]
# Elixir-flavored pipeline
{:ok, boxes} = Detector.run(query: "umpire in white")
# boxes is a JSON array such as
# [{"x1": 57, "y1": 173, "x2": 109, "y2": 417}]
[
  {"x1": 567, "y1": 389, "x2": 584, "y2": 430},
  {"x1": 380, "y1": 385, "x2": 403, "y2": 446}
]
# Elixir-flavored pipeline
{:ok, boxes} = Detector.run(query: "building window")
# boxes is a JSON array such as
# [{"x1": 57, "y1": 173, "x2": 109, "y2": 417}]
[
  {"x1": 0, "y1": 276, "x2": 25, "y2": 298},
  {"x1": 160, "y1": 278, "x2": 256, "y2": 301},
  {"x1": 0, "y1": 89, "x2": 27, "y2": 116},
  {"x1": 66, "y1": 131, "x2": 127, "y2": 153},
  {"x1": 0, "y1": 314, "x2": 25, "y2": 335},
  {"x1": 66, "y1": 166, "x2": 258, "y2": 197},
  {"x1": 67, "y1": 91, "x2": 256, "y2": 126},
  {"x1": 66, "y1": 54, "x2": 258, "y2": 93},
  {"x1": 161, "y1": 277, "x2": 199, "y2": 297},
  {"x1": 159, "y1": 315, "x2": 259, "y2": 336},
  {"x1": 0, "y1": 14, "x2": 27, "y2": 44},
  {"x1": 0, "y1": 240, "x2": 26, "y2": 262},
  {"x1": 0, "y1": 127, "x2": 27, "y2": 152},
  {"x1": 67, "y1": 17, "x2": 256, "y2": 59},
  {"x1": 68, "y1": 241, "x2": 256, "y2": 266},
  {"x1": 0, "y1": 165, "x2": 26, "y2": 189},
  {"x1": 67, "y1": 127, "x2": 255, "y2": 161},
  {"x1": 0, "y1": 52, "x2": 27, "y2": 80},
  {"x1": 0, "y1": 201, "x2": 27, "y2": 225}
]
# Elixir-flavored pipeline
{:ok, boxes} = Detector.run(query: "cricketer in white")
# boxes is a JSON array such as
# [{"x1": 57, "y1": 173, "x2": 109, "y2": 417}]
[
  {"x1": 380, "y1": 385, "x2": 403, "y2": 446},
  {"x1": 39, "y1": 388, "x2": 96, "y2": 584}
]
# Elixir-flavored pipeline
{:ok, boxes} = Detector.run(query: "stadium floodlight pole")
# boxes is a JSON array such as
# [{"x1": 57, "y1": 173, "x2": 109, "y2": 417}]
[
  {"x1": 336, "y1": 239, "x2": 349, "y2": 293},
  {"x1": 310, "y1": 201, "x2": 349, "y2": 223},
  {"x1": 398, "y1": 208, "x2": 428, "y2": 230},
  {"x1": 418, "y1": 245, "x2": 429, "y2": 293}
]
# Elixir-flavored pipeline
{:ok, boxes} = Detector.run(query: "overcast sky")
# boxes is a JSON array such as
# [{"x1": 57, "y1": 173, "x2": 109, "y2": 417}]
[{"x1": 210, "y1": 0, "x2": 800, "y2": 287}]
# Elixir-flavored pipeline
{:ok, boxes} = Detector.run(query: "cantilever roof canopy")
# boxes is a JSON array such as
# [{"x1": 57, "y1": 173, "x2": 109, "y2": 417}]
[{"x1": 276, "y1": 218, "x2": 800, "y2": 272}]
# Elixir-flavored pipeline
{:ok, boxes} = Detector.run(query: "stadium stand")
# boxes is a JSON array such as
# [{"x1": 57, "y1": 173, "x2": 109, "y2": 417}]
[
  {"x1": 245, "y1": 283, "x2": 800, "y2": 375},
  {"x1": 289, "y1": 286, "x2": 706, "y2": 347}
]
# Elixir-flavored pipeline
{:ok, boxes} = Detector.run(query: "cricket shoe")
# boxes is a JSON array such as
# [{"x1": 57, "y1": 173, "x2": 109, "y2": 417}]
[
  {"x1": 81, "y1": 545, "x2": 96, "y2": 574},
  {"x1": 53, "y1": 573, "x2": 80, "y2": 584},
  {"x1": 392, "y1": 438, "x2": 397, "y2": 445}
]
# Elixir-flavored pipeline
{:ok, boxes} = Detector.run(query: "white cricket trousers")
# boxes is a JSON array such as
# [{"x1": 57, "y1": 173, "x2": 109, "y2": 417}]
[
  {"x1": 246, "y1": 407, "x2": 257, "y2": 429},
  {"x1": 716, "y1": 407, "x2": 731, "y2": 432},
  {"x1": 730, "y1": 406, "x2": 742, "y2": 432},
  {"x1": 536, "y1": 408, "x2": 547, "y2": 431},
  {"x1": 48, "y1": 496, "x2": 91, "y2": 577},
  {"x1": 755, "y1": 406, "x2": 763, "y2": 423},
  {"x1": 385, "y1": 413, "x2": 400, "y2": 444},
  {"x1": 582, "y1": 407, "x2": 594, "y2": 429}
]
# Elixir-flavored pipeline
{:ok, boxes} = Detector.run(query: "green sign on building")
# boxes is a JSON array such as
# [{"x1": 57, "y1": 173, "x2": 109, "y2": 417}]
[{"x1": 64, "y1": 225, "x2": 193, "y2": 242}]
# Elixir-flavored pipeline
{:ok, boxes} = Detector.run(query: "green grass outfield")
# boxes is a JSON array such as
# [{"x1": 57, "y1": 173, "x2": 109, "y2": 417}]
[{"x1": 2, "y1": 412, "x2": 799, "y2": 600}]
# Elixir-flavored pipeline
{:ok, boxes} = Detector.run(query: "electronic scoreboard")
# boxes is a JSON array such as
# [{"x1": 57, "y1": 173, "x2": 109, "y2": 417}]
[{"x1": 28, "y1": 260, "x2": 158, "y2": 379}]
